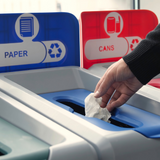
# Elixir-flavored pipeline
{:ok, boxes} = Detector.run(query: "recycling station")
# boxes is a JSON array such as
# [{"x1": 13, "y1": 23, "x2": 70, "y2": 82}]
[{"x1": 0, "y1": 10, "x2": 160, "y2": 160}]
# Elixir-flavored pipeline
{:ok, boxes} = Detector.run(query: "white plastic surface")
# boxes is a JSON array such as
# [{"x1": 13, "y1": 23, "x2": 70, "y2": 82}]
[
  {"x1": 0, "y1": 90, "x2": 97, "y2": 160},
  {"x1": 1, "y1": 67, "x2": 160, "y2": 160}
]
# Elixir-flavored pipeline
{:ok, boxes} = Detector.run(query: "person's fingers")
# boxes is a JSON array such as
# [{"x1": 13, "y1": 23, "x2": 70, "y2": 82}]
[
  {"x1": 93, "y1": 58, "x2": 142, "y2": 110},
  {"x1": 94, "y1": 71, "x2": 115, "y2": 98},
  {"x1": 94, "y1": 77, "x2": 105, "y2": 95},
  {"x1": 94, "y1": 60, "x2": 126, "y2": 98},
  {"x1": 94, "y1": 62, "x2": 116, "y2": 94},
  {"x1": 100, "y1": 86, "x2": 116, "y2": 108},
  {"x1": 107, "y1": 93, "x2": 132, "y2": 112},
  {"x1": 108, "y1": 90, "x2": 121, "y2": 104}
]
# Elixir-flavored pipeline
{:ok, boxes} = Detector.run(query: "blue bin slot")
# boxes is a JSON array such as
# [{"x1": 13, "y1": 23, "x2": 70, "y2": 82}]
[
  {"x1": 39, "y1": 94, "x2": 74, "y2": 113},
  {"x1": 39, "y1": 89, "x2": 160, "y2": 139}
]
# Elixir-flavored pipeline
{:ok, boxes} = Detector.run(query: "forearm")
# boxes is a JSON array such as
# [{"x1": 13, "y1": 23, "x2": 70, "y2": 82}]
[{"x1": 123, "y1": 24, "x2": 160, "y2": 85}]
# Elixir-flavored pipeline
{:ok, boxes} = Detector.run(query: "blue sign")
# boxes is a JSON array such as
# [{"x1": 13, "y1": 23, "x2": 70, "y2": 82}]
[{"x1": 0, "y1": 12, "x2": 80, "y2": 72}]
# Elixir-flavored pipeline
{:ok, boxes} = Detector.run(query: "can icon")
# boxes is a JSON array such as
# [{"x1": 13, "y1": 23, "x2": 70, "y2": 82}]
[
  {"x1": 116, "y1": 16, "x2": 120, "y2": 33},
  {"x1": 107, "y1": 16, "x2": 121, "y2": 34},
  {"x1": 107, "y1": 17, "x2": 115, "y2": 33}
]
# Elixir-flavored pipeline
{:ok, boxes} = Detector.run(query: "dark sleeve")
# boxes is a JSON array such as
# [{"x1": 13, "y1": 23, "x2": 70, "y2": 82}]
[{"x1": 123, "y1": 24, "x2": 160, "y2": 85}]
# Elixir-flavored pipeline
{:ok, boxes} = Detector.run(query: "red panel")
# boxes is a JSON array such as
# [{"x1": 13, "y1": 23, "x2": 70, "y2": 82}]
[
  {"x1": 148, "y1": 79, "x2": 160, "y2": 89},
  {"x1": 80, "y1": 10, "x2": 158, "y2": 69}
]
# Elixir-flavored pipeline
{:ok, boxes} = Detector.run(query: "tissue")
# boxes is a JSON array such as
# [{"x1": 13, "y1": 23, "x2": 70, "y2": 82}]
[{"x1": 85, "y1": 93, "x2": 111, "y2": 122}]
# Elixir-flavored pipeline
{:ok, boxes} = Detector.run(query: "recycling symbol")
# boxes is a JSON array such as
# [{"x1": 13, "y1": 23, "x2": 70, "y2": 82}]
[
  {"x1": 130, "y1": 39, "x2": 139, "y2": 51},
  {"x1": 48, "y1": 43, "x2": 62, "y2": 58}
]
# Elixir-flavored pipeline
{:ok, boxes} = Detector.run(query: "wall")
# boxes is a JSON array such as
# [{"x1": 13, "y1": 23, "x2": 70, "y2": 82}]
[{"x1": 0, "y1": 0, "x2": 132, "y2": 19}]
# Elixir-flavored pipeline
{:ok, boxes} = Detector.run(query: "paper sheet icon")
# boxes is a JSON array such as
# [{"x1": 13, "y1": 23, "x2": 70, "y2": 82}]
[{"x1": 20, "y1": 17, "x2": 34, "y2": 37}]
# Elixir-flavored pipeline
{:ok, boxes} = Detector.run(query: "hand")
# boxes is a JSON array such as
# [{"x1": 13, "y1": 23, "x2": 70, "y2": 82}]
[{"x1": 94, "y1": 59, "x2": 143, "y2": 112}]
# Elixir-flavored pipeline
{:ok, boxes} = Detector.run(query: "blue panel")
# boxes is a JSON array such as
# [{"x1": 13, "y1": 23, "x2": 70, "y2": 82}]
[
  {"x1": 40, "y1": 89, "x2": 160, "y2": 139},
  {"x1": 0, "y1": 12, "x2": 80, "y2": 72}
]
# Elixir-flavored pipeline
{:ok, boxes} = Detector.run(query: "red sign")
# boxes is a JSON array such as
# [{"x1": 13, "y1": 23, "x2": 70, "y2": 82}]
[{"x1": 80, "y1": 10, "x2": 158, "y2": 69}]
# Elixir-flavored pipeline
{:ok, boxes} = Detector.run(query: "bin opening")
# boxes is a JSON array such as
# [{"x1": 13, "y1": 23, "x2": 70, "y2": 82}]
[
  {"x1": 0, "y1": 149, "x2": 7, "y2": 156},
  {"x1": 109, "y1": 118, "x2": 134, "y2": 128},
  {"x1": 57, "y1": 99, "x2": 134, "y2": 128},
  {"x1": 40, "y1": 89, "x2": 160, "y2": 138},
  {"x1": 57, "y1": 100, "x2": 85, "y2": 115}
]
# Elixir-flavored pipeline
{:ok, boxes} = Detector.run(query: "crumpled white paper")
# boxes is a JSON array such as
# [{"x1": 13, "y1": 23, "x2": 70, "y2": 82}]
[{"x1": 85, "y1": 93, "x2": 111, "y2": 122}]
